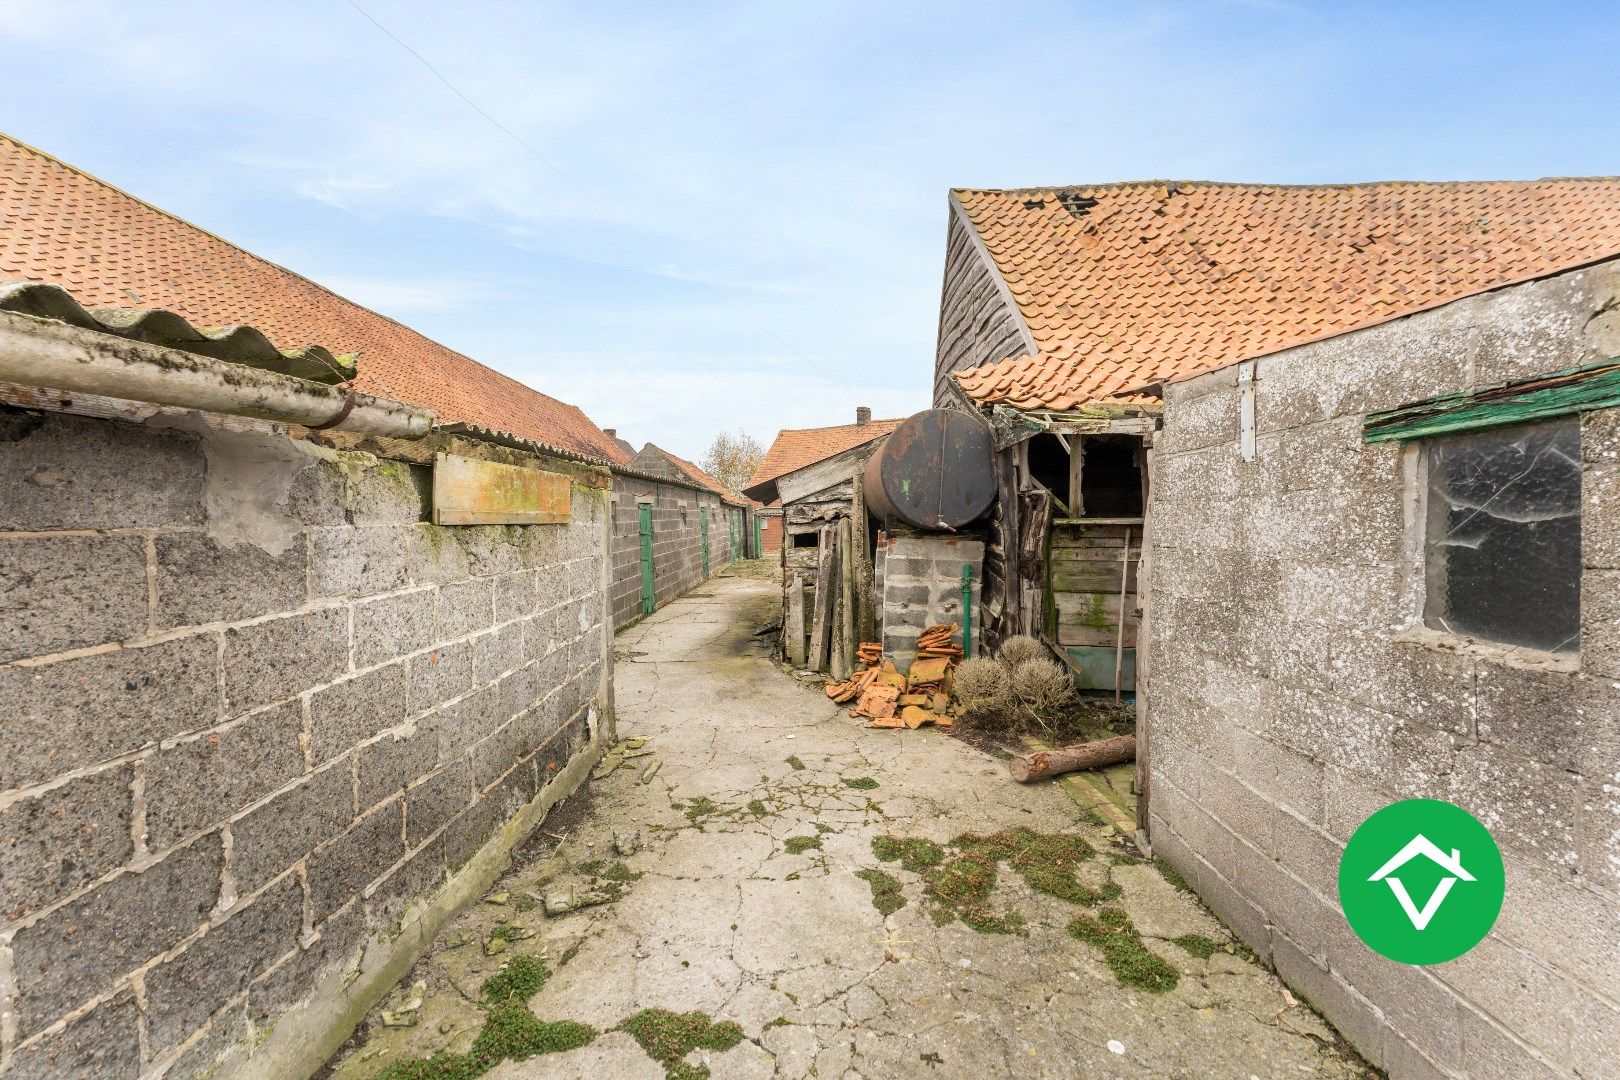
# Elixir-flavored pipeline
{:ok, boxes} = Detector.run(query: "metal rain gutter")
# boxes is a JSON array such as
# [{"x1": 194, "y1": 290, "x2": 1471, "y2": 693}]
[{"x1": 0, "y1": 309, "x2": 433, "y2": 439}]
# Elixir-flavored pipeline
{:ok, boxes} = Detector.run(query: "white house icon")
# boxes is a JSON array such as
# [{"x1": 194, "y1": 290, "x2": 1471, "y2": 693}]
[{"x1": 1367, "y1": 834, "x2": 1475, "y2": 931}]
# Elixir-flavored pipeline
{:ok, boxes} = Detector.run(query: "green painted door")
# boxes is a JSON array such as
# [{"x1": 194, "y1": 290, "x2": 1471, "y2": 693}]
[
  {"x1": 700, "y1": 507, "x2": 710, "y2": 577},
  {"x1": 638, "y1": 504, "x2": 655, "y2": 615},
  {"x1": 755, "y1": 516, "x2": 763, "y2": 559}
]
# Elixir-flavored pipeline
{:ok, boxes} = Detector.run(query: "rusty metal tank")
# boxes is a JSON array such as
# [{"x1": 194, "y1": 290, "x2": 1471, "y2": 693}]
[{"x1": 862, "y1": 409, "x2": 995, "y2": 531}]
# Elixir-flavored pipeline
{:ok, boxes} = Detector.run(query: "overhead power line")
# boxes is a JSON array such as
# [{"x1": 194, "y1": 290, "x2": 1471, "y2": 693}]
[{"x1": 342, "y1": 0, "x2": 862, "y2": 402}]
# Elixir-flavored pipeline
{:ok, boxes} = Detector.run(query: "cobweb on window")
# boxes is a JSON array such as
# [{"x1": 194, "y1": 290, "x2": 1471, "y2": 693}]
[{"x1": 1424, "y1": 417, "x2": 1581, "y2": 652}]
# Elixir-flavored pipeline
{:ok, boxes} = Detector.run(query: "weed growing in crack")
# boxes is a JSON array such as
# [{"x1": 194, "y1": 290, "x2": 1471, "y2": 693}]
[
  {"x1": 855, "y1": 868, "x2": 905, "y2": 915},
  {"x1": 786, "y1": 755, "x2": 806, "y2": 770},
  {"x1": 1066, "y1": 908, "x2": 1179, "y2": 993},
  {"x1": 813, "y1": 822, "x2": 834, "y2": 834},
  {"x1": 784, "y1": 835, "x2": 822, "y2": 855},
  {"x1": 681, "y1": 797, "x2": 725, "y2": 829},
  {"x1": 1171, "y1": 933, "x2": 1222, "y2": 960},
  {"x1": 871, "y1": 836, "x2": 944, "y2": 873},
  {"x1": 574, "y1": 859, "x2": 604, "y2": 876},
  {"x1": 766, "y1": 1016, "x2": 792, "y2": 1028},
  {"x1": 621, "y1": 1008, "x2": 744, "y2": 1080},
  {"x1": 842, "y1": 777, "x2": 878, "y2": 790},
  {"x1": 747, "y1": 799, "x2": 769, "y2": 817}
]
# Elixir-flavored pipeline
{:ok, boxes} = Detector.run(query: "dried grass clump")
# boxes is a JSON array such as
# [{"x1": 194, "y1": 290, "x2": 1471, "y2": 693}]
[
  {"x1": 951, "y1": 657, "x2": 1014, "y2": 725},
  {"x1": 1009, "y1": 658, "x2": 1076, "y2": 731},
  {"x1": 996, "y1": 635, "x2": 1046, "y2": 668}
]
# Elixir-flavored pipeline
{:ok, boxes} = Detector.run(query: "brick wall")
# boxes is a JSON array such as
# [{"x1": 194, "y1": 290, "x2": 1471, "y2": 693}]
[
  {"x1": 1143, "y1": 259, "x2": 1620, "y2": 1079},
  {"x1": 876, "y1": 533, "x2": 982, "y2": 670},
  {"x1": 759, "y1": 509, "x2": 783, "y2": 564},
  {"x1": 0, "y1": 408, "x2": 612, "y2": 1080},
  {"x1": 608, "y1": 473, "x2": 736, "y2": 629}
]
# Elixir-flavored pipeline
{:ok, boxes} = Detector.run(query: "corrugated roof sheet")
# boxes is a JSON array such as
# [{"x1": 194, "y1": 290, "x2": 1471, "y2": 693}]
[
  {"x1": 0, "y1": 133, "x2": 629, "y2": 463},
  {"x1": 0, "y1": 279, "x2": 359, "y2": 385},
  {"x1": 951, "y1": 179, "x2": 1620, "y2": 410},
  {"x1": 745, "y1": 418, "x2": 905, "y2": 493}
]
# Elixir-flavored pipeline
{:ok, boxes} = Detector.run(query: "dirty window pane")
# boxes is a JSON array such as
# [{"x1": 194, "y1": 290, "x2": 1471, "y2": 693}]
[{"x1": 1423, "y1": 417, "x2": 1581, "y2": 652}]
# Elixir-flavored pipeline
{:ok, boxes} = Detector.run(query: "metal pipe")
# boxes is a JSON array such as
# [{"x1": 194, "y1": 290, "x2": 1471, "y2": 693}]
[
  {"x1": 0, "y1": 311, "x2": 433, "y2": 439},
  {"x1": 961, "y1": 563, "x2": 973, "y2": 659}
]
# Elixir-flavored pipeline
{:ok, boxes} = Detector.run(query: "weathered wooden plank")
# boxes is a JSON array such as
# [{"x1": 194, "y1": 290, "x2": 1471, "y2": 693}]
[
  {"x1": 1363, "y1": 356, "x2": 1620, "y2": 443},
  {"x1": 808, "y1": 531, "x2": 835, "y2": 673},
  {"x1": 1058, "y1": 620, "x2": 1138, "y2": 648},
  {"x1": 785, "y1": 573, "x2": 807, "y2": 667},
  {"x1": 1052, "y1": 569, "x2": 1139, "y2": 594},
  {"x1": 834, "y1": 517, "x2": 855, "y2": 681},
  {"x1": 432, "y1": 452, "x2": 571, "y2": 526},
  {"x1": 851, "y1": 467, "x2": 877, "y2": 646},
  {"x1": 776, "y1": 442, "x2": 884, "y2": 506}
]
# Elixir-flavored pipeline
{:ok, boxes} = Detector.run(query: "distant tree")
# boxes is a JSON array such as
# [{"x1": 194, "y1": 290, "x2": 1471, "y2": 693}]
[{"x1": 700, "y1": 429, "x2": 764, "y2": 494}]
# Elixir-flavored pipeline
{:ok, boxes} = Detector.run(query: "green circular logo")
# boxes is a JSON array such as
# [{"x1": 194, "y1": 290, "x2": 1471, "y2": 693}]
[{"x1": 1338, "y1": 799, "x2": 1504, "y2": 965}]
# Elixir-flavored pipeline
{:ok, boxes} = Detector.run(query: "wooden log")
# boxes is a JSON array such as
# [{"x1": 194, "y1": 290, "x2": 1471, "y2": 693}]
[
  {"x1": 1008, "y1": 734, "x2": 1137, "y2": 783},
  {"x1": 785, "y1": 572, "x2": 807, "y2": 667}
]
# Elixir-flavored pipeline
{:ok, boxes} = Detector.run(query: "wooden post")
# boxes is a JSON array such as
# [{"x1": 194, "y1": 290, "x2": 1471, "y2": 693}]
[
  {"x1": 1113, "y1": 527, "x2": 1131, "y2": 704},
  {"x1": 851, "y1": 467, "x2": 877, "y2": 646},
  {"x1": 835, "y1": 516, "x2": 856, "y2": 680},
  {"x1": 785, "y1": 572, "x2": 806, "y2": 667},
  {"x1": 808, "y1": 529, "x2": 835, "y2": 673}
]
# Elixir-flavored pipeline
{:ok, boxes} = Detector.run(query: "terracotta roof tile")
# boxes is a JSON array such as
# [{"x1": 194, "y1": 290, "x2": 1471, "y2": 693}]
[
  {"x1": 746, "y1": 418, "x2": 906, "y2": 492},
  {"x1": 951, "y1": 180, "x2": 1620, "y2": 409},
  {"x1": 0, "y1": 134, "x2": 629, "y2": 463}
]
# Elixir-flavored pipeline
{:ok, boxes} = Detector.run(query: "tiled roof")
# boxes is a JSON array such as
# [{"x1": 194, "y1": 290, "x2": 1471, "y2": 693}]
[
  {"x1": 629, "y1": 443, "x2": 750, "y2": 505},
  {"x1": 0, "y1": 134, "x2": 629, "y2": 462},
  {"x1": 951, "y1": 179, "x2": 1620, "y2": 409},
  {"x1": 745, "y1": 418, "x2": 906, "y2": 494}
]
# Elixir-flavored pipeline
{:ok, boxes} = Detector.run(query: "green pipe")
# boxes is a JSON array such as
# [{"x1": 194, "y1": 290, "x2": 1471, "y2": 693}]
[{"x1": 961, "y1": 563, "x2": 973, "y2": 659}]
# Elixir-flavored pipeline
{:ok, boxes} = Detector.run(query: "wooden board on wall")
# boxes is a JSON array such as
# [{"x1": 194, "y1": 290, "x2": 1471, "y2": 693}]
[{"x1": 433, "y1": 452, "x2": 572, "y2": 526}]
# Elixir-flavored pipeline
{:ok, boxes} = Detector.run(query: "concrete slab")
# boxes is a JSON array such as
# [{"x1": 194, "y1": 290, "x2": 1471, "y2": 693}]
[{"x1": 323, "y1": 571, "x2": 1373, "y2": 1080}]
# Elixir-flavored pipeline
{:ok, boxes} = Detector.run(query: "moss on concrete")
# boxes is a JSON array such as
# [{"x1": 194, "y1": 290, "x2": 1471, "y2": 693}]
[
  {"x1": 870, "y1": 835, "x2": 944, "y2": 873},
  {"x1": 785, "y1": 756, "x2": 806, "y2": 771},
  {"x1": 784, "y1": 835, "x2": 822, "y2": 854},
  {"x1": 372, "y1": 957, "x2": 593, "y2": 1079},
  {"x1": 1067, "y1": 908, "x2": 1179, "y2": 993},
  {"x1": 620, "y1": 1008, "x2": 744, "y2": 1080},
  {"x1": 1171, "y1": 933, "x2": 1222, "y2": 960},
  {"x1": 841, "y1": 777, "x2": 878, "y2": 790},
  {"x1": 855, "y1": 868, "x2": 905, "y2": 916}
]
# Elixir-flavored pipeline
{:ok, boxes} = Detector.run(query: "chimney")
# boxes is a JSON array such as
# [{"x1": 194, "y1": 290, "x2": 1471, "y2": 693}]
[
  {"x1": 855, "y1": 406, "x2": 871, "y2": 426},
  {"x1": 603, "y1": 428, "x2": 617, "y2": 438}
]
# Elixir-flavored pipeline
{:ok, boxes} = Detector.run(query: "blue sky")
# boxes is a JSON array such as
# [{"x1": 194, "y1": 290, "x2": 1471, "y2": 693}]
[{"x1": 3, "y1": 1, "x2": 1617, "y2": 458}]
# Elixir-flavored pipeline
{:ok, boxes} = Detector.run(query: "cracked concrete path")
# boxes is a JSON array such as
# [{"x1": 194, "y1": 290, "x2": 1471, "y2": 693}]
[{"x1": 326, "y1": 573, "x2": 1370, "y2": 1080}]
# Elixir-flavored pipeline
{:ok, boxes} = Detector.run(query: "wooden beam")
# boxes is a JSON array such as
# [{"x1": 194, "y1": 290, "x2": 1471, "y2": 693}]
[{"x1": 1363, "y1": 357, "x2": 1620, "y2": 443}]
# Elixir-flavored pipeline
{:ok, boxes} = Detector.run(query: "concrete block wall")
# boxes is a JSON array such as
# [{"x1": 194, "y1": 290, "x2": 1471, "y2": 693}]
[
  {"x1": 1143, "y1": 259, "x2": 1620, "y2": 1079},
  {"x1": 876, "y1": 533, "x2": 983, "y2": 670},
  {"x1": 0, "y1": 408, "x2": 612, "y2": 1080},
  {"x1": 608, "y1": 474, "x2": 735, "y2": 629}
]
